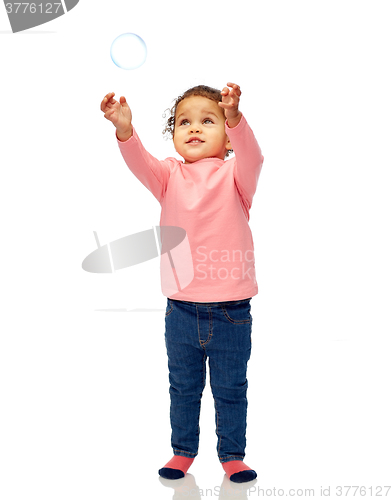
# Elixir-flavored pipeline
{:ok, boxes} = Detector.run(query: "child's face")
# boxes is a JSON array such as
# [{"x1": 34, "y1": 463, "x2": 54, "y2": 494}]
[{"x1": 173, "y1": 96, "x2": 232, "y2": 164}]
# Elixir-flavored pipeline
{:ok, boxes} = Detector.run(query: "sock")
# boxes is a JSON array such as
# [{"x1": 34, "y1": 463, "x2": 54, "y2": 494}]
[
  {"x1": 158, "y1": 456, "x2": 194, "y2": 480},
  {"x1": 222, "y1": 460, "x2": 257, "y2": 483}
]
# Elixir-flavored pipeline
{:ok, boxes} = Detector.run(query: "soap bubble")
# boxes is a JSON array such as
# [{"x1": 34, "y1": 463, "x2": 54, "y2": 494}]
[{"x1": 110, "y1": 33, "x2": 147, "y2": 70}]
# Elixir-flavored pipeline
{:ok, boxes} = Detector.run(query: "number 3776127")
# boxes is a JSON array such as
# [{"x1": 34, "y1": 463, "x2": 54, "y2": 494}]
[{"x1": 5, "y1": 3, "x2": 62, "y2": 14}]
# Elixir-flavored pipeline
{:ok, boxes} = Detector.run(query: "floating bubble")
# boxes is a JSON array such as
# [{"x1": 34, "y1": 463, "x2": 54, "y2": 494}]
[{"x1": 110, "y1": 33, "x2": 147, "y2": 70}]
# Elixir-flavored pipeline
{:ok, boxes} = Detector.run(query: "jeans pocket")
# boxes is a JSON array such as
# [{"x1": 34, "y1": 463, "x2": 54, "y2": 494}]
[
  {"x1": 165, "y1": 299, "x2": 174, "y2": 317},
  {"x1": 221, "y1": 299, "x2": 251, "y2": 324}
]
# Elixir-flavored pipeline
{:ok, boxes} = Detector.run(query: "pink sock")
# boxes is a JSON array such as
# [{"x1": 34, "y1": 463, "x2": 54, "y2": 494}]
[
  {"x1": 158, "y1": 456, "x2": 194, "y2": 480},
  {"x1": 222, "y1": 460, "x2": 257, "y2": 483}
]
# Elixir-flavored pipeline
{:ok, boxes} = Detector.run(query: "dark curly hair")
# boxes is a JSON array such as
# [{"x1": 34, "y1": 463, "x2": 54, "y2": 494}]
[{"x1": 162, "y1": 85, "x2": 233, "y2": 158}]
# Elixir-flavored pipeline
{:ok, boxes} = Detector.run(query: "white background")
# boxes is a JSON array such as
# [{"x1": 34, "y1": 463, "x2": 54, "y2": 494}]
[{"x1": 1, "y1": 1, "x2": 391, "y2": 498}]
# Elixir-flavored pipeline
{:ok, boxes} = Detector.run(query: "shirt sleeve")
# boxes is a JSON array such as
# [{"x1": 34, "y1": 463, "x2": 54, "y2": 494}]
[
  {"x1": 225, "y1": 115, "x2": 264, "y2": 216},
  {"x1": 116, "y1": 128, "x2": 171, "y2": 204}
]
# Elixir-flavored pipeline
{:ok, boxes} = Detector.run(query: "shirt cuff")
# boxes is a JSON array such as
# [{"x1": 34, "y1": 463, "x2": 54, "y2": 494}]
[
  {"x1": 116, "y1": 128, "x2": 135, "y2": 144},
  {"x1": 225, "y1": 114, "x2": 246, "y2": 133}
]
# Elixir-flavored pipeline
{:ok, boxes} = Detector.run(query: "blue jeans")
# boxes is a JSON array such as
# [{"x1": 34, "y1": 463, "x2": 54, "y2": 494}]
[{"x1": 164, "y1": 297, "x2": 253, "y2": 463}]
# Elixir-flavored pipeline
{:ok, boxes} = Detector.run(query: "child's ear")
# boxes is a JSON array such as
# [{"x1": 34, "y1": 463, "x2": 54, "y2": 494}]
[{"x1": 225, "y1": 136, "x2": 232, "y2": 151}]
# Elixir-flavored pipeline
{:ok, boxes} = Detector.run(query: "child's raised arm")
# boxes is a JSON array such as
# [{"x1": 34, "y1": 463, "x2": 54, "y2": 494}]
[{"x1": 100, "y1": 92, "x2": 133, "y2": 142}]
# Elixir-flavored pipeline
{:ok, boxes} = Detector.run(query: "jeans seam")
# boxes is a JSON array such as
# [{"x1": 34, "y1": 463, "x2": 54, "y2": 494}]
[
  {"x1": 219, "y1": 454, "x2": 246, "y2": 463},
  {"x1": 196, "y1": 353, "x2": 207, "y2": 445},
  {"x1": 176, "y1": 298, "x2": 251, "y2": 306},
  {"x1": 215, "y1": 401, "x2": 222, "y2": 457},
  {"x1": 220, "y1": 305, "x2": 251, "y2": 324},
  {"x1": 165, "y1": 299, "x2": 174, "y2": 317},
  {"x1": 197, "y1": 306, "x2": 213, "y2": 347},
  {"x1": 173, "y1": 449, "x2": 198, "y2": 457}
]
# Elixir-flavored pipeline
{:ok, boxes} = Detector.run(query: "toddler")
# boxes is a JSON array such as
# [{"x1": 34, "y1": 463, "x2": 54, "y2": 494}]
[{"x1": 100, "y1": 83, "x2": 264, "y2": 483}]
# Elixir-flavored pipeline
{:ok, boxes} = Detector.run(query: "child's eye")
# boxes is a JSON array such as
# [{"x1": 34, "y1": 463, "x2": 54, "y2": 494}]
[
  {"x1": 203, "y1": 119, "x2": 213, "y2": 124},
  {"x1": 180, "y1": 119, "x2": 190, "y2": 125}
]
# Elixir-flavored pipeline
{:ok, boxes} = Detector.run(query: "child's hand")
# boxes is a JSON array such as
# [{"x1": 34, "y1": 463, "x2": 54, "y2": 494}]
[
  {"x1": 101, "y1": 92, "x2": 133, "y2": 141},
  {"x1": 218, "y1": 83, "x2": 242, "y2": 128}
]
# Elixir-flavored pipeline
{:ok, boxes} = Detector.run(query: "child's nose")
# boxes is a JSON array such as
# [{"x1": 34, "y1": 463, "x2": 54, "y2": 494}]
[{"x1": 190, "y1": 126, "x2": 200, "y2": 133}]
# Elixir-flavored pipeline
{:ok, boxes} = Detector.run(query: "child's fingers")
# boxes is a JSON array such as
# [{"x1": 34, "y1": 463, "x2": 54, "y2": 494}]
[
  {"x1": 218, "y1": 101, "x2": 234, "y2": 110},
  {"x1": 227, "y1": 82, "x2": 241, "y2": 96},
  {"x1": 101, "y1": 92, "x2": 116, "y2": 111},
  {"x1": 103, "y1": 109, "x2": 114, "y2": 120}
]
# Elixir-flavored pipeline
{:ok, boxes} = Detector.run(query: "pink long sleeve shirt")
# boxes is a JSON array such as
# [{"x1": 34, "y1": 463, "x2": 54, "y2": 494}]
[{"x1": 117, "y1": 114, "x2": 264, "y2": 302}]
